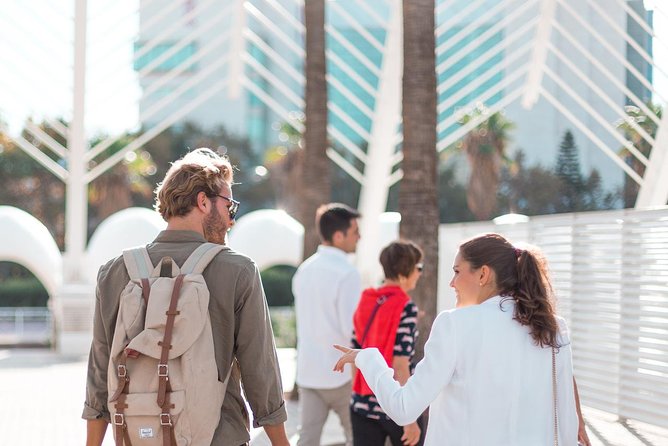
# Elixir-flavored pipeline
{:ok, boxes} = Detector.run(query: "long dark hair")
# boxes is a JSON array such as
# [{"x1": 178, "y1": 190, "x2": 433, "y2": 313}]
[{"x1": 459, "y1": 233, "x2": 560, "y2": 348}]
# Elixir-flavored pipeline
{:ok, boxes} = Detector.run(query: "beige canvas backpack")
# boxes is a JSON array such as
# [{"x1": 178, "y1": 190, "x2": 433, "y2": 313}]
[{"x1": 108, "y1": 243, "x2": 230, "y2": 446}]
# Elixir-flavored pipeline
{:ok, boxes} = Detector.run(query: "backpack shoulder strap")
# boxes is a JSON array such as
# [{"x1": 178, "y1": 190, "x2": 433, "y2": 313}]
[
  {"x1": 122, "y1": 246, "x2": 154, "y2": 280},
  {"x1": 181, "y1": 243, "x2": 226, "y2": 275}
]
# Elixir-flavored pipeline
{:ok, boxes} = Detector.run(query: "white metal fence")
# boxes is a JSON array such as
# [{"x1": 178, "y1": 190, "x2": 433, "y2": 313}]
[
  {"x1": 437, "y1": 207, "x2": 668, "y2": 428},
  {"x1": 0, "y1": 307, "x2": 52, "y2": 346}
]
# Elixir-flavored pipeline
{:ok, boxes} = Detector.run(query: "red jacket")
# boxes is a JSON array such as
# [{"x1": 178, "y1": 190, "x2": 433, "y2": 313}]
[{"x1": 352, "y1": 285, "x2": 409, "y2": 395}]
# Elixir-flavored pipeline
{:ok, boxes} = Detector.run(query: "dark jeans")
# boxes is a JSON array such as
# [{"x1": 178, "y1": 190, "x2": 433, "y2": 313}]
[{"x1": 350, "y1": 409, "x2": 425, "y2": 446}]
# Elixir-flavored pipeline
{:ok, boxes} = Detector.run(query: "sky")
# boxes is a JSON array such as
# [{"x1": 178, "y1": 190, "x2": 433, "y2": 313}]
[{"x1": 0, "y1": 0, "x2": 667, "y2": 139}]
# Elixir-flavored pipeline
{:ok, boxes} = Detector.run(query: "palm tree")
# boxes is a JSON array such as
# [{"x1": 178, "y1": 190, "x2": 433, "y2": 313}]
[
  {"x1": 300, "y1": 0, "x2": 331, "y2": 259},
  {"x1": 399, "y1": 0, "x2": 439, "y2": 361},
  {"x1": 457, "y1": 103, "x2": 514, "y2": 220},
  {"x1": 616, "y1": 103, "x2": 662, "y2": 207}
]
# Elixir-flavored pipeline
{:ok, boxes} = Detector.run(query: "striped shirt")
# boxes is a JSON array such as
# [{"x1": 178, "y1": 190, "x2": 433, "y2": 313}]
[{"x1": 350, "y1": 301, "x2": 418, "y2": 420}]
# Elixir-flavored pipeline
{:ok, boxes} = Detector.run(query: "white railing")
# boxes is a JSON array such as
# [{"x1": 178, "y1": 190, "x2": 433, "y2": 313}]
[
  {"x1": 0, "y1": 307, "x2": 52, "y2": 346},
  {"x1": 437, "y1": 206, "x2": 668, "y2": 428}
]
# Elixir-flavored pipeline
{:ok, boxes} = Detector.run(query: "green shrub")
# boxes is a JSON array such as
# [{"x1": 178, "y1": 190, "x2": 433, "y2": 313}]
[
  {"x1": 261, "y1": 264, "x2": 297, "y2": 307},
  {"x1": 0, "y1": 277, "x2": 49, "y2": 307},
  {"x1": 270, "y1": 307, "x2": 296, "y2": 348}
]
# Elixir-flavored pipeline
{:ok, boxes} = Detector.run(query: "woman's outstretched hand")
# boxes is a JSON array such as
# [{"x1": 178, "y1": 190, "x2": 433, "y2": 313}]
[{"x1": 333, "y1": 344, "x2": 361, "y2": 372}]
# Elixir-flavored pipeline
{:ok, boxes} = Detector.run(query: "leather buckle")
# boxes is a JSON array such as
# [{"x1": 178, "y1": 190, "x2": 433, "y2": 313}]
[
  {"x1": 117, "y1": 364, "x2": 127, "y2": 378},
  {"x1": 158, "y1": 364, "x2": 168, "y2": 377},
  {"x1": 113, "y1": 413, "x2": 125, "y2": 425},
  {"x1": 160, "y1": 413, "x2": 173, "y2": 426}
]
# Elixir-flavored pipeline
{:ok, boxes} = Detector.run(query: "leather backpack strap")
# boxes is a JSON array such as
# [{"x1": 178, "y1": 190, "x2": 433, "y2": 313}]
[
  {"x1": 113, "y1": 392, "x2": 131, "y2": 446},
  {"x1": 156, "y1": 274, "x2": 185, "y2": 408},
  {"x1": 109, "y1": 350, "x2": 130, "y2": 402}
]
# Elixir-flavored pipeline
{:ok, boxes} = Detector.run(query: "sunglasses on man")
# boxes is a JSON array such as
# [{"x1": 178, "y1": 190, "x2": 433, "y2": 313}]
[{"x1": 214, "y1": 194, "x2": 240, "y2": 220}]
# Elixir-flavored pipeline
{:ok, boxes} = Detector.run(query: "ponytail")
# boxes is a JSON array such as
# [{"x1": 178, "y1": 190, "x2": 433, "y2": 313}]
[
  {"x1": 512, "y1": 249, "x2": 559, "y2": 348},
  {"x1": 459, "y1": 233, "x2": 560, "y2": 348}
]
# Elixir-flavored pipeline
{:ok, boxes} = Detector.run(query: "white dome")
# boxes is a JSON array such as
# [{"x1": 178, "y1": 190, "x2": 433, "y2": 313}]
[
  {"x1": 85, "y1": 207, "x2": 166, "y2": 283},
  {"x1": 0, "y1": 206, "x2": 62, "y2": 296},
  {"x1": 229, "y1": 209, "x2": 304, "y2": 270}
]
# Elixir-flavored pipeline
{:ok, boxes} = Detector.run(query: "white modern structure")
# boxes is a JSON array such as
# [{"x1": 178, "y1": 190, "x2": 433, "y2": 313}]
[{"x1": 0, "y1": 0, "x2": 667, "y2": 429}]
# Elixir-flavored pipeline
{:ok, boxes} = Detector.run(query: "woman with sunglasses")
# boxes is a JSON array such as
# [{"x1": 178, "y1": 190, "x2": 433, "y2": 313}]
[
  {"x1": 335, "y1": 233, "x2": 580, "y2": 445},
  {"x1": 348, "y1": 240, "x2": 425, "y2": 446}
]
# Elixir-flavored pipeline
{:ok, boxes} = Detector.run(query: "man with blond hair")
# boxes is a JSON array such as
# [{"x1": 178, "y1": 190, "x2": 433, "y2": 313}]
[{"x1": 83, "y1": 148, "x2": 289, "y2": 446}]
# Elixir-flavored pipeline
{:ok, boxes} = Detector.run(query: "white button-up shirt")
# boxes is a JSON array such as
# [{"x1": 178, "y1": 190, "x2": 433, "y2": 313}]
[
  {"x1": 293, "y1": 245, "x2": 362, "y2": 389},
  {"x1": 355, "y1": 296, "x2": 579, "y2": 445}
]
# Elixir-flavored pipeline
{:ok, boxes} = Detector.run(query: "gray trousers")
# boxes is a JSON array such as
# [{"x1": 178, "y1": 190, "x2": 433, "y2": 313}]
[{"x1": 297, "y1": 382, "x2": 353, "y2": 446}]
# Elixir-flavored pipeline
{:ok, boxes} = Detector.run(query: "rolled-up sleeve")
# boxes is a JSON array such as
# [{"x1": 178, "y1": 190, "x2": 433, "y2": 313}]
[
  {"x1": 234, "y1": 262, "x2": 287, "y2": 427},
  {"x1": 82, "y1": 276, "x2": 111, "y2": 421}
]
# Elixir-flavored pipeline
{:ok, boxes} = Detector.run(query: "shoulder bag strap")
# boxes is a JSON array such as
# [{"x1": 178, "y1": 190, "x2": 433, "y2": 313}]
[
  {"x1": 359, "y1": 296, "x2": 388, "y2": 348},
  {"x1": 122, "y1": 246, "x2": 153, "y2": 305},
  {"x1": 181, "y1": 243, "x2": 226, "y2": 275},
  {"x1": 552, "y1": 347, "x2": 558, "y2": 446}
]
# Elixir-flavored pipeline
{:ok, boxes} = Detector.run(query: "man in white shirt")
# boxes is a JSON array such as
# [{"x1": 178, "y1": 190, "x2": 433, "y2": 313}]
[{"x1": 292, "y1": 203, "x2": 362, "y2": 446}]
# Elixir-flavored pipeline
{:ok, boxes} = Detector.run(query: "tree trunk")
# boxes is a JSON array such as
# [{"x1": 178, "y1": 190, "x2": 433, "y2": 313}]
[
  {"x1": 399, "y1": 0, "x2": 439, "y2": 362},
  {"x1": 300, "y1": 0, "x2": 331, "y2": 259},
  {"x1": 291, "y1": 0, "x2": 331, "y2": 402}
]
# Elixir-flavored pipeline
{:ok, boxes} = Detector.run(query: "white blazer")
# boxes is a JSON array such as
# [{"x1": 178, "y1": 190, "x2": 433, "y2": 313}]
[{"x1": 355, "y1": 295, "x2": 579, "y2": 446}]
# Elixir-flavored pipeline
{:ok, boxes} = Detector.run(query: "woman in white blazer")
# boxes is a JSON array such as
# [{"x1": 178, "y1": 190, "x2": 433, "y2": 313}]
[{"x1": 334, "y1": 233, "x2": 580, "y2": 445}]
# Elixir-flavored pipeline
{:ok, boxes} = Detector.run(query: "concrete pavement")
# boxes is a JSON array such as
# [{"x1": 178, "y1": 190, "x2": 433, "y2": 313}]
[{"x1": 0, "y1": 348, "x2": 665, "y2": 446}]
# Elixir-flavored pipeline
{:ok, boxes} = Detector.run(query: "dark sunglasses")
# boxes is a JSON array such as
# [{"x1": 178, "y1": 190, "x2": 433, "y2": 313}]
[
  {"x1": 416, "y1": 263, "x2": 424, "y2": 273},
  {"x1": 214, "y1": 194, "x2": 240, "y2": 220}
]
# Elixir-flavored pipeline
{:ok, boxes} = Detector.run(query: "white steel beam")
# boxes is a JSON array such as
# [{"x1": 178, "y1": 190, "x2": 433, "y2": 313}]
[
  {"x1": 132, "y1": 0, "x2": 216, "y2": 65},
  {"x1": 356, "y1": 0, "x2": 402, "y2": 287},
  {"x1": 65, "y1": 0, "x2": 88, "y2": 283},
  {"x1": 244, "y1": 54, "x2": 305, "y2": 108},
  {"x1": 438, "y1": 41, "x2": 532, "y2": 116},
  {"x1": 328, "y1": 125, "x2": 368, "y2": 164},
  {"x1": 540, "y1": 87, "x2": 644, "y2": 185},
  {"x1": 436, "y1": 0, "x2": 536, "y2": 76},
  {"x1": 85, "y1": 78, "x2": 230, "y2": 184},
  {"x1": 242, "y1": 77, "x2": 304, "y2": 133},
  {"x1": 326, "y1": 25, "x2": 381, "y2": 78},
  {"x1": 328, "y1": 102, "x2": 372, "y2": 142},
  {"x1": 437, "y1": 86, "x2": 526, "y2": 152},
  {"x1": 548, "y1": 42, "x2": 655, "y2": 153},
  {"x1": 325, "y1": 148, "x2": 364, "y2": 184},
  {"x1": 245, "y1": 2, "x2": 304, "y2": 57},
  {"x1": 24, "y1": 121, "x2": 68, "y2": 159},
  {"x1": 436, "y1": 0, "x2": 488, "y2": 40},
  {"x1": 437, "y1": 16, "x2": 536, "y2": 100},
  {"x1": 87, "y1": 30, "x2": 232, "y2": 163},
  {"x1": 262, "y1": 0, "x2": 305, "y2": 34},
  {"x1": 586, "y1": 0, "x2": 668, "y2": 83},
  {"x1": 543, "y1": 66, "x2": 648, "y2": 168},
  {"x1": 552, "y1": 20, "x2": 661, "y2": 129},
  {"x1": 556, "y1": 0, "x2": 667, "y2": 105},
  {"x1": 327, "y1": 75, "x2": 375, "y2": 120},
  {"x1": 245, "y1": 29, "x2": 304, "y2": 85},
  {"x1": 437, "y1": 64, "x2": 530, "y2": 136},
  {"x1": 327, "y1": 50, "x2": 377, "y2": 98},
  {"x1": 436, "y1": 0, "x2": 528, "y2": 62},
  {"x1": 6, "y1": 134, "x2": 68, "y2": 181},
  {"x1": 137, "y1": 4, "x2": 232, "y2": 78},
  {"x1": 228, "y1": 0, "x2": 247, "y2": 99},
  {"x1": 521, "y1": 0, "x2": 556, "y2": 109},
  {"x1": 353, "y1": 0, "x2": 388, "y2": 27},
  {"x1": 635, "y1": 112, "x2": 668, "y2": 207},
  {"x1": 329, "y1": 1, "x2": 384, "y2": 52},
  {"x1": 140, "y1": 54, "x2": 231, "y2": 124}
]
